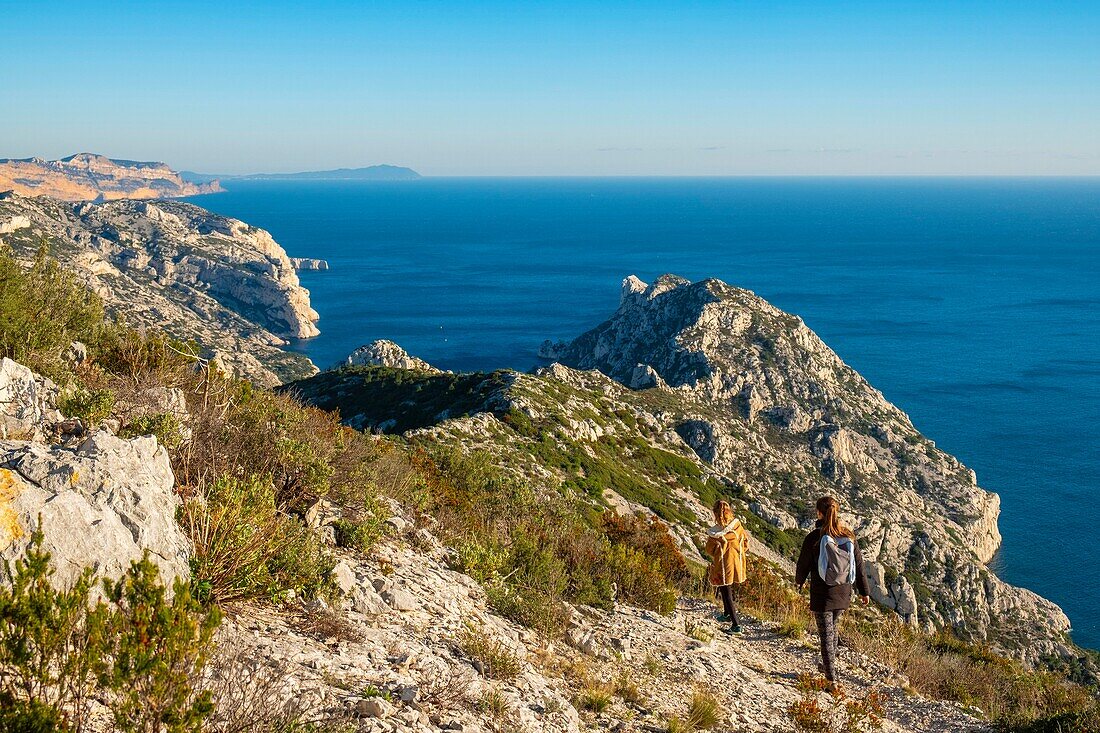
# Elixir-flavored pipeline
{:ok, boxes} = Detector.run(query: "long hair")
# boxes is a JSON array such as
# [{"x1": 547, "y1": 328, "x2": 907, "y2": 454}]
[
  {"x1": 816, "y1": 495, "x2": 854, "y2": 538},
  {"x1": 712, "y1": 499, "x2": 735, "y2": 527}
]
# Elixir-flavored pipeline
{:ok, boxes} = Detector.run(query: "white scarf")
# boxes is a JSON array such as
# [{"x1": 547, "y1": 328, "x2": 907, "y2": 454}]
[{"x1": 707, "y1": 518, "x2": 741, "y2": 538}]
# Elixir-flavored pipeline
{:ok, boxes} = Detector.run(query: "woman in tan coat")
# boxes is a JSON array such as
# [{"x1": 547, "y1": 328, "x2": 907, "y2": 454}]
[{"x1": 705, "y1": 499, "x2": 750, "y2": 634}]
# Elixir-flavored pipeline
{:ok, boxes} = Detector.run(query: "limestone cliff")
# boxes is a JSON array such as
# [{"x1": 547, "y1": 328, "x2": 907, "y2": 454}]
[
  {"x1": 0, "y1": 153, "x2": 224, "y2": 202},
  {"x1": 292, "y1": 275, "x2": 1072, "y2": 664},
  {"x1": 0, "y1": 357, "x2": 190, "y2": 588},
  {"x1": 0, "y1": 192, "x2": 318, "y2": 385}
]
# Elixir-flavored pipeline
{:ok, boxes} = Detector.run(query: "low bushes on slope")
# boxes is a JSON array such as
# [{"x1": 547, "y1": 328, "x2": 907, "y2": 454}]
[
  {"x1": 0, "y1": 530, "x2": 219, "y2": 733},
  {"x1": 411, "y1": 448, "x2": 690, "y2": 631},
  {"x1": 0, "y1": 245, "x2": 104, "y2": 382}
]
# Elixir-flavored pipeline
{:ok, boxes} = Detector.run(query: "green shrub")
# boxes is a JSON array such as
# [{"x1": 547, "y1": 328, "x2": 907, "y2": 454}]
[
  {"x1": 331, "y1": 517, "x2": 381, "y2": 554},
  {"x1": 0, "y1": 529, "x2": 100, "y2": 730},
  {"x1": 0, "y1": 695, "x2": 66, "y2": 732},
  {"x1": 180, "y1": 474, "x2": 333, "y2": 603},
  {"x1": 577, "y1": 683, "x2": 612, "y2": 712},
  {"x1": 119, "y1": 412, "x2": 187, "y2": 450},
  {"x1": 686, "y1": 688, "x2": 721, "y2": 729},
  {"x1": 178, "y1": 380, "x2": 381, "y2": 513},
  {"x1": 0, "y1": 246, "x2": 104, "y2": 381},
  {"x1": 98, "y1": 557, "x2": 220, "y2": 733},
  {"x1": 415, "y1": 449, "x2": 687, "y2": 634},
  {"x1": 0, "y1": 529, "x2": 219, "y2": 733},
  {"x1": 58, "y1": 387, "x2": 116, "y2": 426},
  {"x1": 458, "y1": 626, "x2": 522, "y2": 681}
]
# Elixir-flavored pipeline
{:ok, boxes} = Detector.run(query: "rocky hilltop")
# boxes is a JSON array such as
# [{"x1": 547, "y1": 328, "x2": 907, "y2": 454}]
[
  {"x1": 292, "y1": 275, "x2": 1072, "y2": 663},
  {"x1": 0, "y1": 192, "x2": 317, "y2": 385},
  {"x1": 0, "y1": 153, "x2": 224, "y2": 202},
  {"x1": 0, "y1": 353, "x2": 988, "y2": 733}
]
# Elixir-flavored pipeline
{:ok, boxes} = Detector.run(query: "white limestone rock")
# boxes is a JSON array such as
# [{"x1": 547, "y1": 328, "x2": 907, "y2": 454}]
[
  {"x1": 0, "y1": 429, "x2": 189, "y2": 589},
  {"x1": 0, "y1": 193, "x2": 319, "y2": 386},
  {"x1": 0, "y1": 357, "x2": 62, "y2": 440},
  {"x1": 343, "y1": 340, "x2": 440, "y2": 373}
]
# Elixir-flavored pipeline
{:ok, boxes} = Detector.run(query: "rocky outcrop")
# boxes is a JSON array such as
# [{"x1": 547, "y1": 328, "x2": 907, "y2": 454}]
[
  {"x1": 0, "y1": 192, "x2": 318, "y2": 385},
  {"x1": 0, "y1": 359, "x2": 189, "y2": 589},
  {"x1": 343, "y1": 340, "x2": 440, "y2": 373},
  {"x1": 0, "y1": 357, "x2": 62, "y2": 441},
  {"x1": 538, "y1": 275, "x2": 1071, "y2": 661},
  {"x1": 289, "y1": 257, "x2": 329, "y2": 271},
  {"x1": 295, "y1": 275, "x2": 1073, "y2": 664},
  {"x1": 0, "y1": 153, "x2": 223, "y2": 202}
]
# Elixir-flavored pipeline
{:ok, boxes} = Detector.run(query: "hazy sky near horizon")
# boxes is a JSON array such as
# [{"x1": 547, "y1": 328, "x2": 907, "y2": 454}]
[{"x1": 2, "y1": 1, "x2": 1098, "y2": 176}]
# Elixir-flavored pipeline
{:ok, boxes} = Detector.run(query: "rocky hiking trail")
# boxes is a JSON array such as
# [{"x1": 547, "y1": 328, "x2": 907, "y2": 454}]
[{"x1": 219, "y1": 517, "x2": 988, "y2": 733}]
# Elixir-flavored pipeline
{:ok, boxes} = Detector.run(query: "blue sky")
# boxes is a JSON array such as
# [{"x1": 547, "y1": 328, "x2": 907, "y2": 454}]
[{"x1": 2, "y1": 1, "x2": 1098, "y2": 175}]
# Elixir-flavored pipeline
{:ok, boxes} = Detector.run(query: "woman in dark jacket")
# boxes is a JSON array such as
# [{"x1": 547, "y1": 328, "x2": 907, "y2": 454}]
[{"x1": 795, "y1": 495, "x2": 870, "y2": 691}]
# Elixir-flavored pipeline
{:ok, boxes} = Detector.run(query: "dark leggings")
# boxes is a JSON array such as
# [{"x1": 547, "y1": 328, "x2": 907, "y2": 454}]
[
  {"x1": 814, "y1": 610, "x2": 844, "y2": 681},
  {"x1": 717, "y1": 584, "x2": 739, "y2": 626}
]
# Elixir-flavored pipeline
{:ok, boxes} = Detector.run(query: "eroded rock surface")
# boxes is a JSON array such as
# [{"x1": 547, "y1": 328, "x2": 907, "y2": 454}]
[
  {"x1": 0, "y1": 359, "x2": 189, "y2": 588},
  {"x1": 0, "y1": 192, "x2": 319, "y2": 385},
  {"x1": 344, "y1": 340, "x2": 441, "y2": 373},
  {"x1": 0, "y1": 153, "x2": 223, "y2": 202}
]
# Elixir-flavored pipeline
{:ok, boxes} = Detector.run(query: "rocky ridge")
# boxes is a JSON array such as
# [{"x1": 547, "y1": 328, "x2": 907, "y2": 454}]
[
  {"x1": 0, "y1": 192, "x2": 319, "y2": 385},
  {"x1": 0, "y1": 354, "x2": 988, "y2": 733},
  {"x1": 0, "y1": 153, "x2": 223, "y2": 202},
  {"x1": 292, "y1": 275, "x2": 1072, "y2": 664}
]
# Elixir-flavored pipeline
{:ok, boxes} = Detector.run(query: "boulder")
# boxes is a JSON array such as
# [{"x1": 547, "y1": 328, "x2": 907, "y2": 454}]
[
  {"x1": 0, "y1": 429, "x2": 189, "y2": 589},
  {"x1": 0, "y1": 357, "x2": 61, "y2": 440},
  {"x1": 343, "y1": 340, "x2": 441, "y2": 373}
]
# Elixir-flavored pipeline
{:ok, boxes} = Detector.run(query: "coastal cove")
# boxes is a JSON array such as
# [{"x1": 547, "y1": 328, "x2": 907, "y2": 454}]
[{"x1": 188, "y1": 176, "x2": 1100, "y2": 649}]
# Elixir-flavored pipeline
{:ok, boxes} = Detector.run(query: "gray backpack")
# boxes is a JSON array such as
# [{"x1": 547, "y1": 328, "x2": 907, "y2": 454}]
[{"x1": 817, "y1": 533, "x2": 856, "y2": 586}]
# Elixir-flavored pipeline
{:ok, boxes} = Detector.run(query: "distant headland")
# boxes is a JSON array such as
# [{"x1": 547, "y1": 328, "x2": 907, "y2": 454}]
[
  {"x1": 0, "y1": 153, "x2": 223, "y2": 202},
  {"x1": 181, "y1": 164, "x2": 421, "y2": 183}
]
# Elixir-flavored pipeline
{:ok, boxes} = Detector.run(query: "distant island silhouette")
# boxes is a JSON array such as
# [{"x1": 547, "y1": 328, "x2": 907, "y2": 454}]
[{"x1": 181, "y1": 164, "x2": 420, "y2": 183}]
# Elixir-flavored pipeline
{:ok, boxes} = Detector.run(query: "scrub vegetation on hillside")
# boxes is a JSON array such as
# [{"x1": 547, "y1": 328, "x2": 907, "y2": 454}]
[{"x1": 0, "y1": 248, "x2": 1097, "y2": 732}]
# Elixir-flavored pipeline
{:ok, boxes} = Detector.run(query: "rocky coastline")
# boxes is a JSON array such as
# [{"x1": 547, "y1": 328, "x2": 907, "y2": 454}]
[{"x1": 0, "y1": 153, "x2": 223, "y2": 202}]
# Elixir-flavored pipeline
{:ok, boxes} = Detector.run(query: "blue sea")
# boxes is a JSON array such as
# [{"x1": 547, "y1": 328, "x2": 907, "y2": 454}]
[{"x1": 188, "y1": 177, "x2": 1100, "y2": 649}]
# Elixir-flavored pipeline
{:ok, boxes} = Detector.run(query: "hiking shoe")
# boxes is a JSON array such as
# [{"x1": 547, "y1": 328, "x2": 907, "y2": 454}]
[
  {"x1": 716, "y1": 613, "x2": 732, "y2": 623},
  {"x1": 729, "y1": 624, "x2": 743, "y2": 635}
]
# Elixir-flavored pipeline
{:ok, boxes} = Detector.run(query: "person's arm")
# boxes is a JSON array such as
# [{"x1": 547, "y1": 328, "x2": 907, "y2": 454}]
[
  {"x1": 853, "y1": 536, "x2": 870, "y2": 602},
  {"x1": 705, "y1": 535, "x2": 721, "y2": 559},
  {"x1": 795, "y1": 532, "x2": 814, "y2": 588}
]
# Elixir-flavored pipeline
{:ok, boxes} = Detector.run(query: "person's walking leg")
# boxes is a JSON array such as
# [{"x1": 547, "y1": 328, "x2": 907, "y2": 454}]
[
  {"x1": 814, "y1": 611, "x2": 837, "y2": 681},
  {"x1": 727, "y1": 584, "x2": 740, "y2": 628},
  {"x1": 719, "y1": 585, "x2": 734, "y2": 618}
]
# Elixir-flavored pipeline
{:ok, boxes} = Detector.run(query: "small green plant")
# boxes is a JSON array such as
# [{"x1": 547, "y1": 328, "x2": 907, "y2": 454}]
[
  {"x1": 458, "y1": 626, "x2": 522, "y2": 681},
  {"x1": 577, "y1": 683, "x2": 613, "y2": 713},
  {"x1": 59, "y1": 386, "x2": 116, "y2": 426},
  {"x1": 361, "y1": 684, "x2": 392, "y2": 700},
  {"x1": 98, "y1": 556, "x2": 221, "y2": 733},
  {"x1": 613, "y1": 668, "x2": 643, "y2": 704},
  {"x1": 479, "y1": 686, "x2": 512, "y2": 717},
  {"x1": 119, "y1": 412, "x2": 186, "y2": 450},
  {"x1": 684, "y1": 619, "x2": 713, "y2": 644},
  {"x1": 686, "y1": 688, "x2": 721, "y2": 729},
  {"x1": 778, "y1": 615, "x2": 809, "y2": 640},
  {"x1": 331, "y1": 517, "x2": 381, "y2": 553}
]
